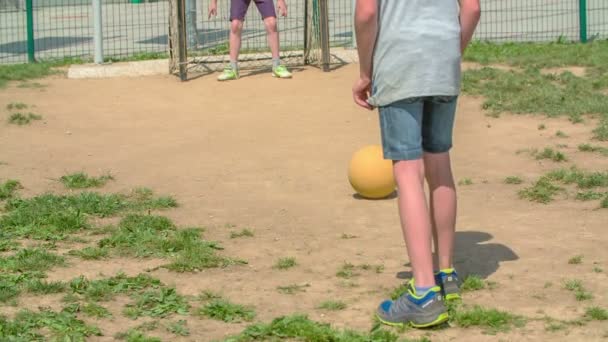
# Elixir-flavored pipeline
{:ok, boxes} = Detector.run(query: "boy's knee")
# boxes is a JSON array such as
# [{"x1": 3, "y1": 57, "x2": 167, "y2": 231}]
[
  {"x1": 263, "y1": 17, "x2": 277, "y2": 33},
  {"x1": 230, "y1": 20, "x2": 244, "y2": 34}
]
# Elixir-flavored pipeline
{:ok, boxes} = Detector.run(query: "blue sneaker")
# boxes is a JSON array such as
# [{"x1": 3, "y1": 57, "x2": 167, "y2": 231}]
[{"x1": 376, "y1": 285, "x2": 448, "y2": 328}]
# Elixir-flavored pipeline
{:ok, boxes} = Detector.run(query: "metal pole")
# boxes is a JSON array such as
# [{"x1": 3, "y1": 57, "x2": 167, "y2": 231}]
[
  {"x1": 351, "y1": 0, "x2": 356, "y2": 48},
  {"x1": 579, "y1": 0, "x2": 588, "y2": 43},
  {"x1": 25, "y1": 0, "x2": 35, "y2": 63},
  {"x1": 319, "y1": 0, "x2": 330, "y2": 72},
  {"x1": 185, "y1": 0, "x2": 197, "y2": 47},
  {"x1": 93, "y1": 0, "x2": 104, "y2": 63}
]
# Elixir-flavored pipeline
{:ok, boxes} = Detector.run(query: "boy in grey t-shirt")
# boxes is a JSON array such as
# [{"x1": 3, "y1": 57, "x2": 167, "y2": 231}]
[{"x1": 353, "y1": 0, "x2": 480, "y2": 328}]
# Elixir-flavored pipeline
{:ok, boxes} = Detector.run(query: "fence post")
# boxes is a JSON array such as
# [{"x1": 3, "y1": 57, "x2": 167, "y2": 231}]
[
  {"x1": 579, "y1": 0, "x2": 588, "y2": 43},
  {"x1": 93, "y1": 0, "x2": 104, "y2": 63},
  {"x1": 25, "y1": 0, "x2": 35, "y2": 62},
  {"x1": 185, "y1": 0, "x2": 197, "y2": 48}
]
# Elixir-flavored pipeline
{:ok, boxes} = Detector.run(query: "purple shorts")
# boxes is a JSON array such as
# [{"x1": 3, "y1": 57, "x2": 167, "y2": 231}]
[{"x1": 230, "y1": 0, "x2": 276, "y2": 21}]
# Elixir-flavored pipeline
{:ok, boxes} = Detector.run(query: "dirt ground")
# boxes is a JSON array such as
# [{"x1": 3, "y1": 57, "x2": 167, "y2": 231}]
[{"x1": 1, "y1": 64, "x2": 607, "y2": 341}]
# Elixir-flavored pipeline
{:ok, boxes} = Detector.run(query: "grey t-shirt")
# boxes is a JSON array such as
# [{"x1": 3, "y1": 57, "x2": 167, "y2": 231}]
[{"x1": 367, "y1": 0, "x2": 462, "y2": 107}]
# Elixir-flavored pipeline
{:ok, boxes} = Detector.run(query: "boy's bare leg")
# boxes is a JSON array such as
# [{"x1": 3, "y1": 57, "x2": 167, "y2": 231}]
[
  {"x1": 394, "y1": 159, "x2": 435, "y2": 288},
  {"x1": 229, "y1": 19, "x2": 243, "y2": 63},
  {"x1": 425, "y1": 152, "x2": 457, "y2": 271},
  {"x1": 263, "y1": 16, "x2": 280, "y2": 59}
]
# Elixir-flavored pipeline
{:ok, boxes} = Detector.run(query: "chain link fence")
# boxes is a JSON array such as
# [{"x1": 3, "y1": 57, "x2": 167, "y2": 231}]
[{"x1": 1, "y1": 0, "x2": 608, "y2": 65}]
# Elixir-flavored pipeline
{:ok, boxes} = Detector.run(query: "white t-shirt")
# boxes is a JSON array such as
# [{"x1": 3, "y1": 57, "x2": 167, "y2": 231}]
[{"x1": 367, "y1": 0, "x2": 462, "y2": 107}]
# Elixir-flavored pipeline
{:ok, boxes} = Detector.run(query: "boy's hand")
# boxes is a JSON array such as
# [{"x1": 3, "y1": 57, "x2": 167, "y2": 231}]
[
  {"x1": 353, "y1": 77, "x2": 373, "y2": 110},
  {"x1": 208, "y1": 1, "x2": 217, "y2": 18},
  {"x1": 277, "y1": 0, "x2": 287, "y2": 17}
]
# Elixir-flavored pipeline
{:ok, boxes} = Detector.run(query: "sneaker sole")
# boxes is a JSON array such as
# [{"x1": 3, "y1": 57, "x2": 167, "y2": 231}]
[
  {"x1": 272, "y1": 73, "x2": 292, "y2": 79},
  {"x1": 375, "y1": 312, "x2": 449, "y2": 329},
  {"x1": 445, "y1": 293, "x2": 461, "y2": 301}
]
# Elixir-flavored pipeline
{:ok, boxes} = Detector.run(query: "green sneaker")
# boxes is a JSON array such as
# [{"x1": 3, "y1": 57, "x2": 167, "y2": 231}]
[
  {"x1": 217, "y1": 66, "x2": 239, "y2": 81},
  {"x1": 435, "y1": 268, "x2": 461, "y2": 301},
  {"x1": 272, "y1": 65, "x2": 292, "y2": 79}
]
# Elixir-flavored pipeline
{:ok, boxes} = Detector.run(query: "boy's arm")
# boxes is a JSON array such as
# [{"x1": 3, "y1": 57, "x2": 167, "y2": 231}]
[
  {"x1": 354, "y1": 0, "x2": 378, "y2": 80},
  {"x1": 208, "y1": 0, "x2": 218, "y2": 18},
  {"x1": 352, "y1": 0, "x2": 378, "y2": 110},
  {"x1": 459, "y1": 0, "x2": 481, "y2": 53}
]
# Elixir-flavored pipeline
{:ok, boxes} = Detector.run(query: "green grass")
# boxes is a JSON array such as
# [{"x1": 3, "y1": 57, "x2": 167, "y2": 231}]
[
  {"x1": 504, "y1": 176, "x2": 523, "y2": 185},
  {"x1": 63, "y1": 302, "x2": 112, "y2": 318},
  {"x1": 124, "y1": 287, "x2": 190, "y2": 319},
  {"x1": 198, "y1": 298, "x2": 256, "y2": 323},
  {"x1": 60, "y1": 172, "x2": 114, "y2": 189},
  {"x1": 564, "y1": 279, "x2": 593, "y2": 301},
  {"x1": 0, "y1": 309, "x2": 101, "y2": 341},
  {"x1": 167, "y1": 320, "x2": 190, "y2": 336},
  {"x1": 230, "y1": 228, "x2": 254, "y2": 239},
  {"x1": 389, "y1": 283, "x2": 409, "y2": 300},
  {"x1": 68, "y1": 246, "x2": 110, "y2": 260},
  {"x1": 97, "y1": 214, "x2": 243, "y2": 271},
  {"x1": 25, "y1": 279, "x2": 67, "y2": 295},
  {"x1": 594, "y1": 117, "x2": 608, "y2": 141},
  {"x1": 68, "y1": 273, "x2": 162, "y2": 303},
  {"x1": 578, "y1": 143, "x2": 608, "y2": 156},
  {"x1": 0, "y1": 62, "x2": 59, "y2": 88},
  {"x1": 584, "y1": 306, "x2": 608, "y2": 321},
  {"x1": 547, "y1": 167, "x2": 608, "y2": 188},
  {"x1": 451, "y1": 305, "x2": 526, "y2": 334},
  {"x1": 7, "y1": 112, "x2": 42, "y2": 125},
  {"x1": 222, "y1": 314, "x2": 401, "y2": 342},
  {"x1": 340, "y1": 233, "x2": 358, "y2": 239},
  {"x1": 0, "y1": 190, "x2": 177, "y2": 242},
  {"x1": 461, "y1": 275, "x2": 486, "y2": 292},
  {"x1": 0, "y1": 248, "x2": 65, "y2": 273},
  {"x1": 538, "y1": 123, "x2": 546, "y2": 130},
  {"x1": 534, "y1": 147, "x2": 567, "y2": 162},
  {"x1": 6, "y1": 102, "x2": 27, "y2": 110},
  {"x1": 601, "y1": 194, "x2": 608, "y2": 208},
  {"x1": 593, "y1": 266, "x2": 603, "y2": 273},
  {"x1": 0, "y1": 179, "x2": 21, "y2": 200},
  {"x1": 273, "y1": 257, "x2": 297, "y2": 270},
  {"x1": 336, "y1": 262, "x2": 359, "y2": 279},
  {"x1": 518, "y1": 177, "x2": 563, "y2": 203},
  {"x1": 568, "y1": 255, "x2": 584, "y2": 264},
  {"x1": 575, "y1": 190, "x2": 605, "y2": 201},
  {"x1": 458, "y1": 178, "x2": 474, "y2": 186},
  {"x1": 115, "y1": 329, "x2": 162, "y2": 342},
  {"x1": 317, "y1": 300, "x2": 347, "y2": 311},
  {"x1": 276, "y1": 283, "x2": 310, "y2": 295},
  {"x1": 555, "y1": 130, "x2": 569, "y2": 138}
]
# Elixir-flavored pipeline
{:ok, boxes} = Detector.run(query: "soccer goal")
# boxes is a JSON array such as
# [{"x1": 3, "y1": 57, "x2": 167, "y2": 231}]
[{"x1": 168, "y1": 0, "x2": 332, "y2": 81}]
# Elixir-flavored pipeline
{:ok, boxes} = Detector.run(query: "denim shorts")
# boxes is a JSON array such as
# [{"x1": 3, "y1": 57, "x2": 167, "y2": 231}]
[{"x1": 378, "y1": 96, "x2": 458, "y2": 161}]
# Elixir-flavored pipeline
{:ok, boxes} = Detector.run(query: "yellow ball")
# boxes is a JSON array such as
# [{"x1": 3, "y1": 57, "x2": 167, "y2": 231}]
[{"x1": 348, "y1": 145, "x2": 396, "y2": 199}]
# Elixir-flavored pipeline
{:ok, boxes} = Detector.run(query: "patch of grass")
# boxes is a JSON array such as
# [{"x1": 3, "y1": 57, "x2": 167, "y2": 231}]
[
  {"x1": 518, "y1": 177, "x2": 562, "y2": 203},
  {"x1": 568, "y1": 255, "x2": 584, "y2": 264},
  {"x1": 593, "y1": 266, "x2": 603, "y2": 273},
  {"x1": 68, "y1": 246, "x2": 109, "y2": 260},
  {"x1": 115, "y1": 329, "x2": 162, "y2": 342},
  {"x1": 462, "y1": 65, "x2": 608, "y2": 134},
  {"x1": 579, "y1": 143, "x2": 608, "y2": 156},
  {"x1": 68, "y1": 273, "x2": 162, "y2": 302},
  {"x1": 459, "y1": 178, "x2": 474, "y2": 186},
  {"x1": 452, "y1": 305, "x2": 526, "y2": 333},
  {"x1": 124, "y1": 287, "x2": 190, "y2": 319},
  {"x1": 198, "y1": 290, "x2": 223, "y2": 301},
  {"x1": 555, "y1": 130, "x2": 569, "y2": 138},
  {"x1": 63, "y1": 302, "x2": 112, "y2": 318},
  {"x1": 461, "y1": 275, "x2": 486, "y2": 292},
  {"x1": 576, "y1": 190, "x2": 605, "y2": 201},
  {"x1": 0, "y1": 179, "x2": 21, "y2": 200},
  {"x1": 584, "y1": 306, "x2": 608, "y2": 321},
  {"x1": 0, "y1": 248, "x2": 65, "y2": 273},
  {"x1": 273, "y1": 257, "x2": 297, "y2": 270},
  {"x1": 60, "y1": 172, "x2": 114, "y2": 189},
  {"x1": 230, "y1": 228, "x2": 254, "y2": 239},
  {"x1": 564, "y1": 279, "x2": 593, "y2": 301},
  {"x1": 17, "y1": 81, "x2": 46, "y2": 89},
  {"x1": 128, "y1": 187, "x2": 178, "y2": 211},
  {"x1": 0, "y1": 309, "x2": 101, "y2": 341},
  {"x1": 390, "y1": 283, "x2": 409, "y2": 300},
  {"x1": 504, "y1": 176, "x2": 523, "y2": 185},
  {"x1": 341, "y1": 233, "x2": 358, "y2": 239},
  {"x1": 276, "y1": 283, "x2": 310, "y2": 295},
  {"x1": 318, "y1": 300, "x2": 347, "y2": 311},
  {"x1": 594, "y1": 117, "x2": 608, "y2": 141},
  {"x1": 0, "y1": 62, "x2": 58, "y2": 88},
  {"x1": 535, "y1": 147, "x2": 567, "y2": 162},
  {"x1": 198, "y1": 298, "x2": 256, "y2": 323},
  {"x1": 545, "y1": 321, "x2": 566, "y2": 332},
  {"x1": 167, "y1": 320, "x2": 190, "y2": 336},
  {"x1": 601, "y1": 194, "x2": 608, "y2": 208},
  {"x1": 94, "y1": 214, "x2": 242, "y2": 271},
  {"x1": 222, "y1": 314, "x2": 401, "y2": 342},
  {"x1": 25, "y1": 279, "x2": 67, "y2": 295},
  {"x1": 6, "y1": 102, "x2": 27, "y2": 110},
  {"x1": 336, "y1": 262, "x2": 359, "y2": 279},
  {"x1": 538, "y1": 124, "x2": 546, "y2": 130},
  {"x1": 547, "y1": 167, "x2": 608, "y2": 188},
  {"x1": 7, "y1": 112, "x2": 42, "y2": 125}
]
